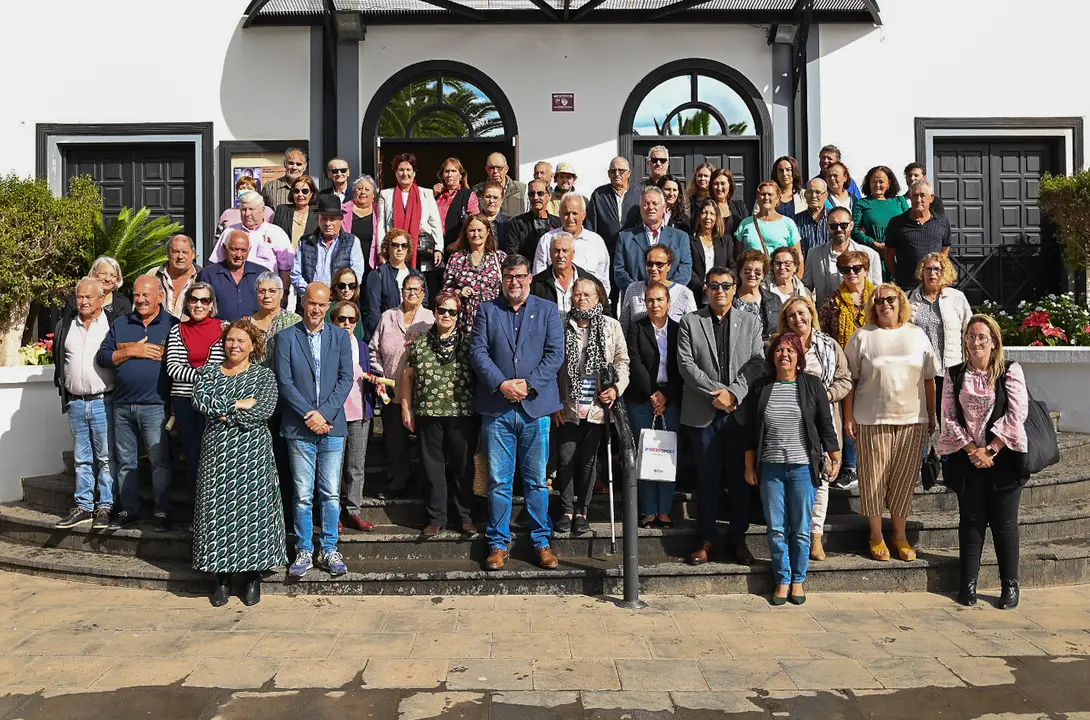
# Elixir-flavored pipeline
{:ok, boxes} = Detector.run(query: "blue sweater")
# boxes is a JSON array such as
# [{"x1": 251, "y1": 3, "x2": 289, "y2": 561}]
[{"x1": 96, "y1": 309, "x2": 179, "y2": 405}]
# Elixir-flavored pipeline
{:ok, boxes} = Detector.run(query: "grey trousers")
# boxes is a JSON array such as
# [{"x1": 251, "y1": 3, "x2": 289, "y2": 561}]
[{"x1": 341, "y1": 418, "x2": 371, "y2": 512}]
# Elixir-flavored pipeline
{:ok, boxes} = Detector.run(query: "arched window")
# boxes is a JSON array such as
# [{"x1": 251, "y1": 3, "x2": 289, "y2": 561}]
[
  {"x1": 633, "y1": 73, "x2": 757, "y2": 137},
  {"x1": 379, "y1": 74, "x2": 505, "y2": 139}
]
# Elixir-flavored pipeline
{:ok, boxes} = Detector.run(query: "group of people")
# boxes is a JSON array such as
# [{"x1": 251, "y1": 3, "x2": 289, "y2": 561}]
[{"x1": 52, "y1": 144, "x2": 1026, "y2": 610}]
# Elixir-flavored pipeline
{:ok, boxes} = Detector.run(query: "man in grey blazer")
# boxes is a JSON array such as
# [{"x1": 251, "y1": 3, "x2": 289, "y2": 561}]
[{"x1": 678, "y1": 266, "x2": 765, "y2": 566}]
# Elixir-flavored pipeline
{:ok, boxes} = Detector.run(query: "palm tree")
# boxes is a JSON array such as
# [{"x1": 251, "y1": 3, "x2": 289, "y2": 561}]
[
  {"x1": 649, "y1": 111, "x2": 748, "y2": 136},
  {"x1": 84, "y1": 207, "x2": 182, "y2": 285},
  {"x1": 379, "y1": 77, "x2": 503, "y2": 138}
]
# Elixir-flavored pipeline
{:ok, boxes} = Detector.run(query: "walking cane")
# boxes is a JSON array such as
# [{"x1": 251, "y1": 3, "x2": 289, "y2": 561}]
[{"x1": 605, "y1": 409, "x2": 617, "y2": 556}]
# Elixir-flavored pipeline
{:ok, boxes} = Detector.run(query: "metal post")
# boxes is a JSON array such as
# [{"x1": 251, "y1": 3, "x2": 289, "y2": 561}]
[{"x1": 615, "y1": 420, "x2": 647, "y2": 609}]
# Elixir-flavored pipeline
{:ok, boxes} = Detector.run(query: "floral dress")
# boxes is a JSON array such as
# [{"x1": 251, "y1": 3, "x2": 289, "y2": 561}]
[
  {"x1": 405, "y1": 334, "x2": 476, "y2": 417},
  {"x1": 190, "y1": 364, "x2": 287, "y2": 573},
  {"x1": 441, "y1": 250, "x2": 506, "y2": 334}
]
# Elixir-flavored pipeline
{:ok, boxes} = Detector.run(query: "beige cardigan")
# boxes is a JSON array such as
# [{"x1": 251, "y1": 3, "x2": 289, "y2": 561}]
[{"x1": 557, "y1": 315, "x2": 630, "y2": 424}]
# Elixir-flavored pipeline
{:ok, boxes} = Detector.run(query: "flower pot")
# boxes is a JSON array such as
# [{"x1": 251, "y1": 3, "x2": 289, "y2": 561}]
[{"x1": 0, "y1": 301, "x2": 30, "y2": 368}]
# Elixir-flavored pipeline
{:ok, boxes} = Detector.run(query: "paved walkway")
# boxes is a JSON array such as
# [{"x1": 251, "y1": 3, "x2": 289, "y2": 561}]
[{"x1": 0, "y1": 573, "x2": 1088, "y2": 718}]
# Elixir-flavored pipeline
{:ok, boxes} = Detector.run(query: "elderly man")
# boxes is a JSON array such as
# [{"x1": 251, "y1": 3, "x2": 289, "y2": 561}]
[
  {"x1": 793, "y1": 178, "x2": 832, "y2": 257},
  {"x1": 262, "y1": 147, "x2": 308, "y2": 208},
  {"x1": 319, "y1": 157, "x2": 351, "y2": 203},
  {"x1": 470, "y1": 254, "x2": 565, "y2": 571},
  {"x1": 813, "y1": 144, "x2": 861, "y2": 198},
  {"x1": 903, "y1": 163, "x2": 946, "y2": 216},
  {"x1": 54, "y1": 277, "x2": 116, "y2": 529},
  {"x1": 96, "y1": 276, "x2": 179, "y2": 531},
  {"x1": 802, "y1": 206, "x2": 882, "y2": 304},
  {"x1": 532, "y1": 194, "x2": 611, "y2": 295},
  {"x1": 646, "y1": 146, "x2": 670, "y2": 185},
  {"x1": 613, "y1": 186, "x2": 692, "y2": 296},
  {"x1": 530, "y1": 231, "x2": 608, "y2": 316},
  {"x1": 533, "y1": 161, "x2": 554, "y2": 189},
  {"x1": 586, "y1": 156, "x2": 642, "y2": 261},
  {"x1": 276, "y1": 282, "x2": 355, "y2": 578},
  {"x1": 472, "y1": 153, "x2": 528, "y2": 218},
  {"x1": 210, "y1": 191, "x2": 293, "y2": 294},
  {"x1": 198, "y1": 230, "x2": 264, "y2": 321},
  {"x1": 545, "y1": 162, "x2": 586, "y2": 217},
  {"x1": 291, "y1": 195, "x2": 366, "y2": 300},
  {"x1": 506, "y1": 178, "x2": 560, "y2": 259},
  {"x1": 678, "y1": 267, "x2": 764, "y2": 566},
  {"x1": 885, "y1": 180, "x2": 952, "y2": 290},
  {"x1": 151, "y1": 234, "x2": 200, "y2": 318}
]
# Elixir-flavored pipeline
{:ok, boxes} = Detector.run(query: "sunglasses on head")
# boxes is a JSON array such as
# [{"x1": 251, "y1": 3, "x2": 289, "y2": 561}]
[
  {"x1": 334, "y1": 282, "x2": 358, "y2": 291},
  {"x1": 838, "y1": 265, "x2": 865, "y2": 275},
  {"x1": 333, "y1": 314, "x2": 358, "y2": 324},
  {"x1": 188, "y1": 296, "x2": 212, "y2": 306},
  {"x1": 435, "y1": 307, "x2": 459, "y2": 317},
  {"x1": 646, "y1": 260, "x2": 668, "y2": 269},
  {"x1": 829, "y1": 221, "x2": 851, "y2": 231}
]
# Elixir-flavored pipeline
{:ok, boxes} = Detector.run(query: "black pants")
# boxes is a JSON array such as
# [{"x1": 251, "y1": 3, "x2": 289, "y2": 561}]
[
  {"x1": 269, "y1": 411, "x2": 293, "y2": 526},
  {"x1": 686, "y1": 411, "x2": 753, "y2": 544},
  {"x1": 417, "y1": 415, "x2": 479, "y2": 526},
  {"x1": 555, "y1": 419, "x2": 605, "y2": 517},
  {"x1": 956, "y1": 474, "x2": 1022, "y2": 583},
  {"x1": 382, "y1": 402, "x2": 412, "y2": 489}
]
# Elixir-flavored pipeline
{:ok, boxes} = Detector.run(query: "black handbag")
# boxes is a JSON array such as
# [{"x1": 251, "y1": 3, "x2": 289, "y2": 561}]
[{"x1": 921, "y1": 446, "x2": 941, "y2": 490}]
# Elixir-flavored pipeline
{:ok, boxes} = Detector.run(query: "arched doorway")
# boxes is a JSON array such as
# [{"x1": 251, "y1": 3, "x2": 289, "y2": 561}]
[
  {"x1": 362, "y1": 61, "x2": 518, "y2": 190},
  {"x1": 619, "y1": 59, "x2": 772, "y2": 204}
]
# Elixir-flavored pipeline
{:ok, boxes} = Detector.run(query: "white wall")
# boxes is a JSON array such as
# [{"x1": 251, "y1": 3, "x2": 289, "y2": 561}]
[
  {"x1": 0, "y1": 0, "x2": 311, "y2": 179},
  {"x1": 358, "y1": 24, "x2": 774, "y2": 189},
  {"x1": 817, "y1": 0, "x2": 1090, "y2": 180},
  {"x1": 0, "y1": 368, "x2": 72, "y2": 502}
]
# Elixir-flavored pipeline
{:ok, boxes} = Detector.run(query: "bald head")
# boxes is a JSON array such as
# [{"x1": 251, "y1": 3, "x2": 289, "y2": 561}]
[
  {"x1": 486, "y1": 153, "x2": 509, "y2": 185},
  {"x1": 302, "y1": 282, "x2": 331, "y2": 331},
  {"x1": 131, "y1": 275, "x2": 162, "y2": 320},
  {"x1": 223, "y1": 229, "x2": 251, "y2": 270}
]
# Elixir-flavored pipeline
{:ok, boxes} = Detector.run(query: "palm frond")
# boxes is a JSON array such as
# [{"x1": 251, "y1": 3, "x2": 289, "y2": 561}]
[{"x1": 88, "y1": 206, "x2": 181, "y2": 284}]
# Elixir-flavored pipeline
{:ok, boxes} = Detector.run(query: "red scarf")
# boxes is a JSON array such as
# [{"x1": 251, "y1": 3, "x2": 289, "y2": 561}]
[
  {"x1": 392, "y1": 183, "x2": 423, "y2": 268},
  {"x1": 178, "y1": 316, "x2": 222, "y2": 368}
]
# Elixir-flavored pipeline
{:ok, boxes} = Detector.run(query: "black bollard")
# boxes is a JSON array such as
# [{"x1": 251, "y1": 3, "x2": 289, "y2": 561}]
[{"x1": 611, "y1": 410, "x2": 647, "y2": 610}]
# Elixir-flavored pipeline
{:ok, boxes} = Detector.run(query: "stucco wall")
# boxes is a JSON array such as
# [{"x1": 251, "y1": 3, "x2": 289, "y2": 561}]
[{"x1": 0, "y1": 368, "x2": 71, "y2": 503}]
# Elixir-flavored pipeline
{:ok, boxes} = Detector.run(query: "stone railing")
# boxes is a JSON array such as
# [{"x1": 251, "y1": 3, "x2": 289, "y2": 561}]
[
  {"x1": 1007, "y1": 347, "x2": 1090, "y2": 433},
  {"x1": 0, "y1": 366, "x2": 70, "y2": 502}
]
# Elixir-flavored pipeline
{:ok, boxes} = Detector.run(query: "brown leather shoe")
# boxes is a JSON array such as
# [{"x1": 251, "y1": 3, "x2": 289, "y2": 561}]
[
  {"x1": 485, "y1": 548, "x2": 508, "y2": 571},
  {"x1": 421, "y1": 524, "x2": 441, "y2": 539},
  {"x1": 731, "y1": 541, "x2": 754, "y2": 566},
  {"x1": 688, "y1": 542, "x2": 714, "y2": 566},
  {"x1": 536, "y1": 546, "x2": 560, "y2": 569},
  {"x1": 459, "y1": 523, "x2": 479, "y2": 539}
]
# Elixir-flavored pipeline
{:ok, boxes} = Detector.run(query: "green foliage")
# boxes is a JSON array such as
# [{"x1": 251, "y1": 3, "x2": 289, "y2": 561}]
[
  {"x1": 379, "y1": 78, "x2": 503, "y2": 138},
  {"x1": 86, "y1": 207, "x2": 181, "y2": 285},
  {"x1": 0, "y1": 174, "x2": 101, "y2": 318},
  {"x1": 651, "y1": 110, "x2": 748, "y2": 136},
  {"x1": 978, "y1": 294, "x2": 1090, "y2": 347},
  {"x1": 1039, "y1": 171, "x2": 1090, "y2": 270}
]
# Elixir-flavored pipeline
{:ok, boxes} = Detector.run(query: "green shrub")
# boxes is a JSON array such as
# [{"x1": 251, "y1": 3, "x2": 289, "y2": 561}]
[
  {"x1": 978, "y1": 293, "x2": 1090, "y2": 346},
  {"x1": 1040, "y1": 171, "x2": 1090, "y2": 270}
]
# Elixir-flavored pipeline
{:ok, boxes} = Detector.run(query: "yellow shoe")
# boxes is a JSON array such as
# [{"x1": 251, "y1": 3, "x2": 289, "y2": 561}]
[
  {"x1": 869, "y1": 539, "x2": 890, "y2": 562},
  {"x1": 892, "y1": 539, "x2": 917, "y2": 562}
]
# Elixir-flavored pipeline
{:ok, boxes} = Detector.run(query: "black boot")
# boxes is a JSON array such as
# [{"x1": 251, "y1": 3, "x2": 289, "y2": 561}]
[
  {"x1": 241, "y1": 572, "x2": 262, "y2": 606},
  {"x1": 998, "y1": 579, "x2": 1020, "y2": 609},
  {"x1": 957, "y1": 578, "x2": 977, "y2": 607},
  {"x1": 211, "y1": 573, "x2": 231, "y2": 607}
]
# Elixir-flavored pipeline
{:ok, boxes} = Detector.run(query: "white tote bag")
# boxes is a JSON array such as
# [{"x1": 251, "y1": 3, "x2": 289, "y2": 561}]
[{"x1": 637, "y1": 415, "x2": 678, "y2": 482}]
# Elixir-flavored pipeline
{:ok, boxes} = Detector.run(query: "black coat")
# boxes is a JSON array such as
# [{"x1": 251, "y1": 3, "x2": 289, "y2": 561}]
[
  {"x1": 53, "y1": 296, "x2": 130, "y2": 412},
  {"x1": 689, "y1": 198, "x2": 750, "y2": 237},
  {"x1": 530, "y1": 265, "x2": 611, "y2": 317},
  {"x1": 442, "y1": 188, "x2": 476, "y2": 243},
  {"x1": 363, "y1": 263, "x2": 425, "y2": 343},
  {"x1": 272, "y1": 203, "x2": 318, "y2": 240},
  {"x1": 688, "y1": 233, "x2": 734, "y2": 304},
  {"x1": 585, "y1": 183, "x2": 642, "y2": 256},
  {"x1": 738, "y1": 372, "x2": 839, "y2": 485},
  {"x1": 506, "y1": 211, "x2": 560, "y2": 259},
  {"x1": 625, "y1": 316, "x2": 682, "y2": 405}
]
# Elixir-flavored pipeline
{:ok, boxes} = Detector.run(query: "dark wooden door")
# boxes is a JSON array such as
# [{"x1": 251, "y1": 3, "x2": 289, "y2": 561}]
[
  {"x1": 632, "y1": 139, "x2": 760, "y2": 205},
  {"x1": 376, "y1": 139, "x2": 509, "y2": 191},
  {"x1": 64, "y1": 143, "x2": 195, "y2": 237},
  {"x1": 934, "y1": 139, "x2": 1061, "y2": 307}
]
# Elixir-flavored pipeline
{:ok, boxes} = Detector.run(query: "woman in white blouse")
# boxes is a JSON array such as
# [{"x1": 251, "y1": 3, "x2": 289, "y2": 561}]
[{"x1": 376, "y1": 152, "x2": 445, "y2": 268}]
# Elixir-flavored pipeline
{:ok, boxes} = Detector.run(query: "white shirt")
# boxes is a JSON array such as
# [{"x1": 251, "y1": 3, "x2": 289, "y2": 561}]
[
  {"x1": 643, "y1": 224, "x2": 662, "y2": 245},
  {"x1": 552, "y1": 271, "x2": 576, "y2": 315},
  {"x1": 210, "y1": 222, "x2": 295, "y2": 273},
  {"x1": 64, "y1": 312, "x2": 114, "y2": 396},
  {"x1": 395, "y1": 266, "x2": 410, "y2": 291},
  {"x1": 653, "y1": 321, "x2": 669, "y2": 384},
  {"x1": 533, "y1": 226, "x2": 612, "y2": 294}
]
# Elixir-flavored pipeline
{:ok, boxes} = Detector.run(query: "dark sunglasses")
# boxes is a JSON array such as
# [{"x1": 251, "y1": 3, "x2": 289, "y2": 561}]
[
  {"x1": 874, "y1": 296, "x2": 898, "y2": 306},
  {"x1": 435, "y1": 307, "x2": 459, "y2": 317},
  {"x1": 329, "y1": 167, "x2": 349, "y2": 174},
  {"x1": 187, "y1": 296, "x2": 213, "y2": 306},
  {"x1": 390, "y1": 242, "x2": 410, "y2": 249},
  {"x1": 645, "y1": 260, "x2": 668, "y2": 269},
  {"x1": 608, "y1": 168, "x2": 629, "y2": 175},
  {"x1": 649, "y1": 158, "x2": 669, "y2": 165},
  {"x1": 706, "y1": 281, "x2": 735, "y2": 292},
  {"x1": 829, "y1": 222, "x2": 851, "y2": 231},
  {"x1": 333, "y1": 314, "x2": 358, "y2": 324},
  {"x1": 333, "y1": 282, "x2": 358, "y2": 291},
  {"x1": 293, "y1": 187, "x2": 311, "y2": 195},
  {"x1": 838, "y1": 265, "x2": 865, "y2": 275}
]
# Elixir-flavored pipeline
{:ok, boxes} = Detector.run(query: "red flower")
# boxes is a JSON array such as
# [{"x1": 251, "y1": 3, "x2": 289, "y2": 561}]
[
  {"x1": 1082, "y1": 325, "x2": 1090, "y2": 335},
  {"x1": 1021, "y1": 311, "x2": 1052, "y2": 330},
  {"x1": 1030, "y1": 340, "x2": 1045, "y2": 346},
  {"x1": 1042, "y1": 325, "x2": 1068, "y2": 340}
]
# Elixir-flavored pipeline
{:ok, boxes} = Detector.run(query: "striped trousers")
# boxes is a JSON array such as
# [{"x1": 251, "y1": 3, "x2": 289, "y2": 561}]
[{"x1": 857, "y1": 423, "x2": 928, "y2": 518}]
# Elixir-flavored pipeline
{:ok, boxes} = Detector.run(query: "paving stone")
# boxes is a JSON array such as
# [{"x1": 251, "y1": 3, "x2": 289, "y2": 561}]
[
  {"x1": 875, "y1": 607, "x2": 972, "y2": 634},
  {"x1": 670, "y1": 610, "x2": 749, "y2": 634},
  {"x1": 7, "y1": 604, "x2": 100, "y2": 630},
  {"x1": 455, "y1": 610, "x2": 530, "y2": 633},
  {"x1": 1014, "y1": 655, "x2": 1090, "y2": 686},
  {"x1": 645, "y1": 632, "x2": 727, "y2": 660},
  {"x1": 409, "y1": 632, "x2": 492, "y2": 659},
  {"x1": 491, "y1": 690, "x2": 583, "y2": 720},
  {"x1": 6, "y1": 655, "x2": 116, "y2": 689},
  {"x1": 1013, "y1": 629, "x2": 1090, "y2": 655},
  {"x1": 638, "y1": 596, "x2": 703, "y2": 612},
  {"x1": 868, "y1": 656, "x2": 964, "y2": 688},
  {"x1": 86, "y1": 629, "x2": 187, "y2": 657},
  {"x1": 533, "y1": 658, "x2": 621, "y2": 691},
  {"x1": 599, "y1": 611, "x2": 679, "y2": 634},
  {"x1": 90, "y1": 656, "x2": 201, "y2": 689},
  {"x1": 423, "y1": 596, "x2": 498, "y2": 611},
  {"x1": 615, "y1": 659, "x2": 709, "y2": 691},
  {"x1": 780, "y1": 658, "x2": 882, "y2": 690},
  {"x1": 1019, "y1": 684, "x2": 1090, "y2": 715},
  {"x1": 809, "y1": 609, "x2": 902, "y2": 634},
  {"x1": 158, "y1": 608, "x2": 247, "y2": 631},
  {"x1": 396, "y1": 691, "x2": 488, "y2": 720},
  {"x1": 762, "y1": 689, "x2": 868, "y2": 720},
  {"x1": 570, "y1": 633, "x2": 650, "y2": 659},
  {"x1": 361, "y1": 659, "x2": 449, "y2": 689},
  {"x1": 944, "y1": 629, "x2": 1048, "y2": 657},
  {"x1": 248, "y1": 631, "x2": 339, "y2": 658},
  {"x1": 1019, "y1": 607, "x2": 1090, "y2": 631},
  {"x1": 720, "y1": 631, "x2": 812, "y2": 658},
  {"x1": 741, "y1": 610, "x2": 827, "y2": 633},
  {"x1": 824, "y1": 593, "x2": 908, "y2": 611},
  {"x1": 528, "y1": 611, "x2": 604, "y2": 633},
  {"x1": 851, "y1": 686, "x2": 966, "y2": 720},
  {"x1": 446, "y1": 659, "x2": 533, "y2": 690},
  {"x1": 795, "y1": 632, "x2": 894, "y2": 659},
  {"x1": 938, "y1": 656, "x2": 1019, "y2": 686},
  {"x1": 330, "y1": 632, "x2": 415, "y2": 658},
  {"x1": 183, "y1": 657, "x2": 283, "y2": 688},
  {"x1": 0, "y1": 628, "x2": 40, "y2": 653},
  {"x1": 866, "y1": 629, "x2": 967, "y2": 657},
  {"x1": 698, "y1": 659, "x2": 796, "y2": 691},
  {"x1": 306, "y1": 609, "x2": 388, "y2": 633},
  {"x1": 84, "y1": 607, "x2": 166, "y2": 631},
  {"x1": 943, "y1": 607, "x2": 1043, "y2": 632},
  {"x1": 582, "y1": 690, "x2": 676, "y2": 719},
  {"x1": 493, "y1": 632, "x2": 571, "y2": 658},
  {"x1": 171, "y1": 629, "x2": 264, "y2": 657},
  {"x1": 232, "y1": 609, "x2": 319, "y2": 632},
  {"x1": 670, "y1": 690, "x2": 767, "y2": 713},
  {"x1": 9, "y1": 629, "x2": 109, "y2": 656},
  {"x1": 273, "y1": 658, "x2": 365, "y2": 688}
]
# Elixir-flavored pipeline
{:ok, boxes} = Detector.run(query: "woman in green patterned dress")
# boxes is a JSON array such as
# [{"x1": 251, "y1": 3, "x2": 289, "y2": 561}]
[
  {"x1": 400, "y1": 290, "x2": 479, "y2": 540},
  {"x1": 191, "y1": 318, "x2": 287, "y2": 607}
]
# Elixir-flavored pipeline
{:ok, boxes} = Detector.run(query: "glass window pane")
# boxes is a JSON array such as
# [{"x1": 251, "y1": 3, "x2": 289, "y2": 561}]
[
  {"x1": 697, "y1": 76, "x2": 756, "y2": 136},
  {"x1": 379, "y1": 77, "x2": 439, "y2": 138},
  {"x1": 442, "y1": 77, "x2": 504, "y2": 137},
  {"x1": 667, "y1": 108, "x2": 724, "y2": 136},
  {"x1": 411, "y1": 109, "x2": 471, "y2": 139},
  {"x1": 633, "y1": 75, "x2": 689, "y2": 136}
]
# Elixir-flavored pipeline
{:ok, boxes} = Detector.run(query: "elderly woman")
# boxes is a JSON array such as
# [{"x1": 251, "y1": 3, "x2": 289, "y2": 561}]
[
  {"x1": 434, "y1": 157, "x2": 480, "y2": 243},
  {"x1": 191, "y1": 319, "x2": 286, "y2": 607},
  {"x1": 619, "y1": 244, "x2": 696, "y2": 334},
  {"x1": 733, "y1": 249, "x2": 781, "y2": 339},
  {"x1": 401, "y1": 291, "x2": 478, "y2": 539},
  {"x1": 777, "y1": 297, "x2": 852, "y2": 561},
  {"x1": 369, "y1": 273, "x2": 435, "y2": 498},
  {"x1": 364, "y1": 228, "x2": 426, "y2": 342},
  {"x1": 64, "y1": 256, "x2": 132, "y2": 320},
  {"x1": 764, "y1": 246, "x2": 812, "y2": 305},
  {"x1": 272, "y1": 174, "x2": 318, "y2": 250},
  {"x1": 769, "y1": 156, "x2": 807, "y2": 216},
  {"x1": 818, "y1": 250, "x2": 876, "y2": 350},
  {"x1": 735, "y1": 181, "x2": 802, "y2": 268},
  {"x1": 844, "y1": 283, "x2": 939, "y2": 562},
  {"x1": 343, "y1": 175, "x2": 380, "y2": 277},
  {"x1": 218, "y1": 174, "x2": 273, "y2": 230},
  {"x1": 626, "y1": 281, "x2": 682, "y2": 528},
  {"x1": 741, "y1": 332, "x2": 840, "y2": 605},
  {"x1": 825, "y1": 162, "x2": 855, "y2": 212},
  {"x1": 688, "y1": 201, "x2": 732, "y2": 306},
  {"x1": 554, "y1": 278, "x2": 629, "y2": 536},
  {"x1": 377, "y1": 152, "x2": 445, "y2": 268},
  {"x1": 656, "y1": 174, "x2": 688, "y2": 230},
  {"x1": 909, "y1": 252, "x2": 973, "y2": 397},
  {"x1": 441, "y1": 214, "x2": 506, "y2": 335},
  {"x1": 938, "y1": 315, "x2": 1029, "y2": 609},
  {"x1": 325, "y1": 267, "x2": 364, "y2": 340},
  {"x1": 852, "y1": 165, "x2": 908, "y2": 255},
  {"x1": 329, "y1": 300, "x2": 376, "y2": 532},
  {"x1": 166, "y1": 283, "x2": 226, "y2": 500}
]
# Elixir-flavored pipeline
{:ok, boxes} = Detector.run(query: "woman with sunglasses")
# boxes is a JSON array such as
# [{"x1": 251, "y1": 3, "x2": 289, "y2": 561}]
[
  {"x1": 363, "y1": 228, "x2": 426, "y2": 342},
  {"x1": 272, "y1": 175, "x2": 319, "y2": 250},
  {"x1": 618, "y1": 244, "x2": 696, "y2": 335},
  {"x1": 401, "y1": 291, "x2": 479, "y2": 539},
  {"x1": 325, "y1": 267, "x2": 364, "y2": 340},
  {"x1": 343, "y1": 176, "x2": 380, "y2": 279},
  {"x1": 442, "y1": 214, "x2": 506, "y2": 335},
  {"x1": 733, "y1": 249, "x2": 781, "y2": 339},
  {"x1": 818, "y1": 250, "x2": 876, "y2": 351},
  {"x1": 166, "y1": 283, "x2": 226, "y2": 498}
]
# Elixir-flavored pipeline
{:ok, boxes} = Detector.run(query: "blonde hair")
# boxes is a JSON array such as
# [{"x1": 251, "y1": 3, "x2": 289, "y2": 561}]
[
  {"x1": 776, "y1": 295, "x2": 820, "y2": 336},
  {"x1": 914, "y1": 251, "x2": 958, "y2": 287},
  {"x1": 864, "y1": 282, "x2": 912, "y2": 327},
  {"x1": 963, "y1": 314, "x2": 1007, "y2": 387}
]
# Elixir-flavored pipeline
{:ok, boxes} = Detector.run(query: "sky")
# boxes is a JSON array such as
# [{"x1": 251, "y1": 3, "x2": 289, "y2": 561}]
[{"x1": 633, "y1": 74, "x2": 756, "y2": 136}]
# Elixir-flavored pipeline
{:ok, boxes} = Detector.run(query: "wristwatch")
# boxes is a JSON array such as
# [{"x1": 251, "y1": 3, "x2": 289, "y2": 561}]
[{"x1": 985, "y1": 445, "x2": 999, "y2": 458}]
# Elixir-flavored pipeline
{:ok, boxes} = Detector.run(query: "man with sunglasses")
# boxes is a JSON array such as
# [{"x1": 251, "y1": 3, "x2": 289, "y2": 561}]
[
  {"x1": 506, "y1": 179, "x2": 561, "y2": 259},
  {"x1": 291, "y1": 195, "x2": 367, "y2": 303},
  {"x1": 646, "y1": 146, "x2": 671, "y2": 185},
  {"x1": 319, "y1": 157, "x2": 351, "y2": 203},
  {"x1": 802, "y1": 206, "x2": 882, "y2": 305},
  {"x1": 585, "y1": 156, "x2": 642, "y2": 272}
]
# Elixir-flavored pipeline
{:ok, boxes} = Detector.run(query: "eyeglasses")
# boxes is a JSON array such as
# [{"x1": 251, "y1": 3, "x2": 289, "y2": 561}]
[
  {"x1": 390, "y1": 242, "x2": 410, "y2": 249},
  {"x1": 966, "y1": 334, "x2": 992, "y2": 344},
  {"x1": 648, "y1": 158, "x2": 668, "y2": 165},
  {"x1": 257, "y1": 287, "x2": 280, "y2": 296},
  {"x1": 773, "y1": 260, "x2": 795, "y2": 268},
  {"x1": 646, "y1": 260, "x2": 668, "y2": 269},
  {"x1": 334, "y1": 315, "x2": 358, "y2": 324},
  {"x1": 874, "y1": 296, "x2": 898, "y2": 306},
  {"x1": 528, "y1": 190, "x2": 548, "y2": 197},
  {"x1": 804, "y1": 190, "x2": 827, "y2": 197},
  {"x1": 293, "y1": 188, "x2": 311, "y2": 195},
  {"x1": 435, "y1": 307, "x2": 459, "y2": 317},
  {"x1": 329, "y1": 167, "x2": 349, "y2": 174},
  {"x1": 923, "y1": 266, "x2": 943, "y2": 274},
  {"x1": 402, "y1": 286, "x2": 423, "y2": 295},
  {"x1": 608, "y1": 168, "x2": 629, "y2": 176},
  {"x1": 829, "y1": 222, "x2": 851, "y2": 231},
  {"x1": 502, "y1": 273, "x2": 531, "y2": 284},
  {"x1": 333, "y1": 282, "x2": 358, "y2": 291},
  {"x1": 706, "y1": 281, "x2": 735, "y2": 292},
  {"x1": 188, "y1": 296, "x2": 212, "y2": 306},
  {"x1": 838, "y1": 265, "x2": 864, "y2": 275}
]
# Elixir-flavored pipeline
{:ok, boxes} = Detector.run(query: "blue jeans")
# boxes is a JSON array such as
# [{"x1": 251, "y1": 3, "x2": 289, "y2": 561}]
[
  {"x1": 67, "y1": 397, "x2": 114, "y2": 511},
  {"x1": 171, "y1": 396, "x2": 205, "y2": 492},
  {"x1": 629, "y1": 401, "x2": 681, "y2": 517},
  {"x1": 288, "y1": 435, "x2": 345, "y2": 554},
  {"x1": 114, "y1": 403, "x2": 171, "y2": 518},
  {"x1": 761, "y1": 463, "x2": 815, "y2": 585},
  {"x1": 842, "y1": 433, "x2": 858, "y2": 472},
  {"x1": 686, "y1": 411, "x2": 749, "y2": 544},
  {"x1": 482, "y1": 407, "x2": 552, "y2": 550}
]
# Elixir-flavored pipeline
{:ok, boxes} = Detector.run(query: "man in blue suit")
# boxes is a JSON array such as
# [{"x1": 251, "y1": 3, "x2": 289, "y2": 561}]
[
  {"x1": 470, "y1": 254, "x2": 566, "y2": 571},
  {"x1": 275, "y1": 281, "x2": 355, "y2": 579},
  {"x1": 613, "y1": 185, "x2": 693, "y2": 298}
]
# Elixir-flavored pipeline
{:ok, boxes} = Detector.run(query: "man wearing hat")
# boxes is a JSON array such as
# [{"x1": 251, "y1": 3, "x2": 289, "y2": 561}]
[
  {"x1": 546, "y1": 162, "x2": 587, "y2": 217},
  {"x1": 290, "y1": 194, "x2": 367, "y2": 300}
]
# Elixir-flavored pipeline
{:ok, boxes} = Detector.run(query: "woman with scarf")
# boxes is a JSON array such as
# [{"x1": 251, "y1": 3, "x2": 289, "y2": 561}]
[
  {"x1": 166, "y1": 283, "x2": 226, "y2": 494},
  {"x1": 553, "y1": 278, "x2": 630, "y2": 537},
  {"x1": 441, "y1": 214, "x2": 506, "y2": 335},
  {"x1": 400, "y1": 291, "x2": 478, "y2": 539},
  {"x1": 376, "y1": 152, "x2": 445, "y2": 270},
  {"x1": 776, "y1": 296, "x2": 852, "y2": 561}
]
